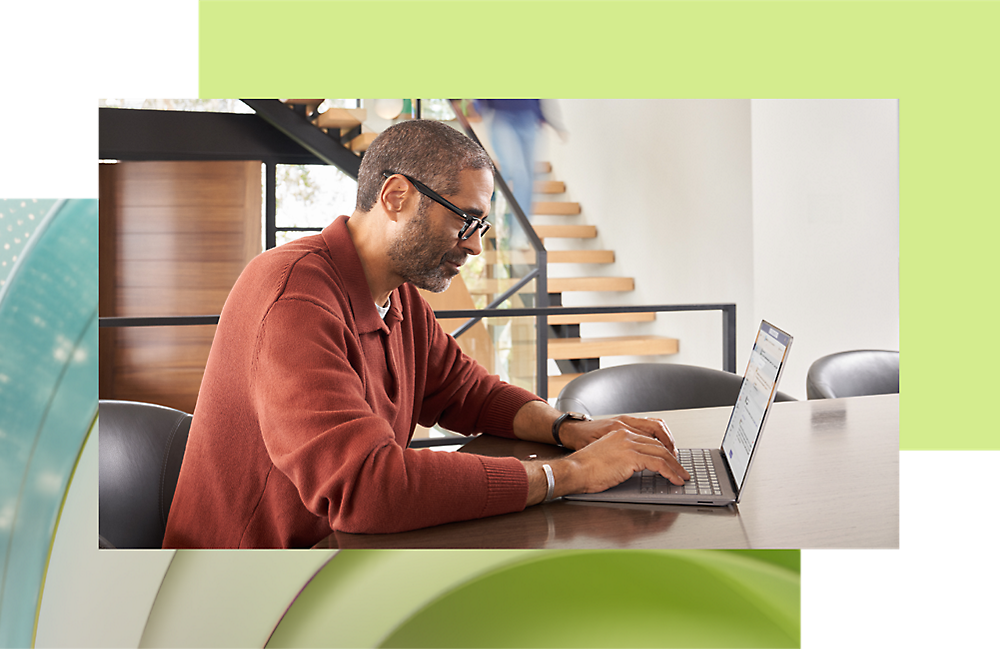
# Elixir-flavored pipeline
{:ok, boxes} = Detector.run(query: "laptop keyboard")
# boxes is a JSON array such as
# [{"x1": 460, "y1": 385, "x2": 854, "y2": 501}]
[{"x1": 639, "y1": 448, "x2": 723, "y2": 496}]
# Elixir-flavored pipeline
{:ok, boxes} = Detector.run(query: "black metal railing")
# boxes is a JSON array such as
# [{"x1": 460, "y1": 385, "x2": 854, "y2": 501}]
[{"x1": 99, "y1": 303, "x2": 736, "y2": 394}]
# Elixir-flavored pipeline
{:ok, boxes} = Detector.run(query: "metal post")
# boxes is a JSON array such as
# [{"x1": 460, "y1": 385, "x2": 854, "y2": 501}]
[
  {"x1": 722, "y1": 305, "x2": 737, "y2": 373},
  {"x1": 536, "y1": 249, "x2": 549, "y2": 399},
  {"x1": 265, "y1": 161, "x2": 277, "y2": 250}
]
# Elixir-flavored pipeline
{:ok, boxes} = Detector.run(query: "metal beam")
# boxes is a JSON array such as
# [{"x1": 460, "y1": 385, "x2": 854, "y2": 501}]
[
  {"x1": 99, "y1": 107, "x2": 325, "y2": 163},
  {"x1": 241, "y1": 99, "x2": 361, "y2": 179}
]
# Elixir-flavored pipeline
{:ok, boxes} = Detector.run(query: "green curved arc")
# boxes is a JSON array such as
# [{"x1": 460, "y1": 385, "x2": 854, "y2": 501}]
[
  {"x1": 672, "y1": 550, "x2": 800, "y2": 643},
  {"x1": 376, "y1": 550, "x2": 799, "y2": 649},
  {"x1": 266, "y1": 550, "x2": 543, "y2": 649},
  {"x1": 265, "y1": 549, "x2": 799, "y2": 649}
]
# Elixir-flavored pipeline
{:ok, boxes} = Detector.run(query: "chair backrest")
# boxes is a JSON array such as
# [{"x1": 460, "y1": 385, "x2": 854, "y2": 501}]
[
  {"x1": 806, "y1": 350, "x2": 899, "y2": 400},
  {"x1": 98, "y1": 400, "x2": 192, "y2": 549},
  {"x1": 554, "y1": 363, "x2": 796, "y2": 418}
]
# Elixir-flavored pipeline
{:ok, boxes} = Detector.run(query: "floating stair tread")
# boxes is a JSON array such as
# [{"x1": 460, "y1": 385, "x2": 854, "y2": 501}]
[
  {"x1": 284, "y1": 99, "x2": 324, "y2": 108},
  {"x1": 465, "y1": 276, "x2": 633, "y2": 294},
  {"x1": 534, "y1": 224, "x2": 597, "y2": 239},
  {"x1": 313, "y1": 107, "x2": 367, "y2": 129},
  {"x1": 535, "y1": 180, "x2": 565, "y2": 194},
  {"x1": 547, "y1": 311, "x2": 656, "y2": 325},
  {"x1": 349, "y1": 132, "x2": 378, "y2": 152},
  {"x1": 532, "y1": 201, "x2": 581, "y2": 215},
  {"x1": 482, "y1": 249, "x2": 613, "y2": 265},
  {"x1": 548, "y1": 335, "x2": 679, "y2": 360},
  {"x1": 536, "y1": 161, "x2": 552, "y2": 174},
  {"x1": 549, "y1": 373, "x2": 582, "y2": 396},
  {"x1": 547, "y1": 249, "x2": 614, "y2": 264},
  {"x1": 548, "y1": 276, "x2": 634, "y2": 293}
]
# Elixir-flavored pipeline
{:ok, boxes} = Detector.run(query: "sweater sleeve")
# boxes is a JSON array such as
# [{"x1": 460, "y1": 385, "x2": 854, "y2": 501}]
[
  {"x1": 415, "y1": 295, "x2": 544, "y2": 438},
  {"x1": 249, "y1": 297, "x2": 528, "y2": 534}
]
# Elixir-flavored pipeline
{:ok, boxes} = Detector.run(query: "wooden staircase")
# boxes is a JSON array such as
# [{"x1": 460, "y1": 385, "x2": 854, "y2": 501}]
[
  {"x1": 525, "y1": 161, "x2": 678, "y2": 396},
  {"x1": 284, "y1": 100, "x2": 376, "y2": 152},
  {"x1": 280, "y1": 101, "x2": 679, "y2": 398}
]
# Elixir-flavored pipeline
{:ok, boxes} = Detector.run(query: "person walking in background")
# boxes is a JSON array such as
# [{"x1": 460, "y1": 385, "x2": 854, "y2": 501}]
[{"x1": 479, "y1": 99, "x2": 568, "y2": 227}]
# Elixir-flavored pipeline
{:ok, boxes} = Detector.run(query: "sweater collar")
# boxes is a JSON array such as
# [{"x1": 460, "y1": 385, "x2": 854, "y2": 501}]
[{"x1": 322, "y1": 215, "x2": 402, "y2": 334}]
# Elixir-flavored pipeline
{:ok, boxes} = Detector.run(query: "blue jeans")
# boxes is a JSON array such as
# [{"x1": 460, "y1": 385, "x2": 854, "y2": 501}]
[{"x1": 490, "y1": 108, "x2": 539, "y2": 228}]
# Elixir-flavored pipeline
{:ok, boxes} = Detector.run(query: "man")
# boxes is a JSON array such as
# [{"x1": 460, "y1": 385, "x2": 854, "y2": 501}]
[{"x1": 163, "y1": 120, "x2": 688, "y2": 549}]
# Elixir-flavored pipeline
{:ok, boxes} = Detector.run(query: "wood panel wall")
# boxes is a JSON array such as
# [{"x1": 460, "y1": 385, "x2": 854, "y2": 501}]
[{"x1": 99, "y1": 160, "x2": 262, "y2": 414}]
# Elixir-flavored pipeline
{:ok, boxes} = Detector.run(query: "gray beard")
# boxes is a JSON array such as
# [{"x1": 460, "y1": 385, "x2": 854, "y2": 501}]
[{"x1": 387, "y1": 207, "x2": 465, "y2": 293}]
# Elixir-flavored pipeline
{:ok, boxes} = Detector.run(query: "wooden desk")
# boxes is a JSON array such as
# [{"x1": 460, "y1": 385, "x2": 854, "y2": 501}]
[{"x1": 323, "y1": 394, "x2": 898, "y2": 549}]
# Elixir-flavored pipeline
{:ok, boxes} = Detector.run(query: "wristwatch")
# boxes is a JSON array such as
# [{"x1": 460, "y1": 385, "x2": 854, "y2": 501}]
[{"x1": 552, "y1": 411, "x2": 592, "y2": 447}]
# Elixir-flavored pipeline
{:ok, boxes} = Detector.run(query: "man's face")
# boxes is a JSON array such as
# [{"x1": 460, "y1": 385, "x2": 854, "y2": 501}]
[{"x1": 388, "y1": 167, "x2": 493, "y2": 293}]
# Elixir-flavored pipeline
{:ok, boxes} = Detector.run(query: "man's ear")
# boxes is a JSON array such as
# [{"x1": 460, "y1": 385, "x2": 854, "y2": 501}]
[{"x1": 379, "y1": 175, "x2": 415, "y2": 222}]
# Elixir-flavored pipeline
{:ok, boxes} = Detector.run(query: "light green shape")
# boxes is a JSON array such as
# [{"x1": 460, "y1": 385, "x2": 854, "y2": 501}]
[
  {"x1": 0, "y1": 199, "x2": 98, "y2": 647},
  {"x1": 267, "y1": 550, "x2": 799, "y2": 648},
  {"x1": 199, "y1": 0, "x2": 1000, "y2": 449},
  {"x1": 381, "y1": 551, "x2": 799, "y2": 648},
  {"x1": 266, "y1": 550, "x2": 540, "y2": 648}
]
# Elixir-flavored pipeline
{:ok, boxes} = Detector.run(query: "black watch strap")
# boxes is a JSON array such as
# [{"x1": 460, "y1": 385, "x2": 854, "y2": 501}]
[{"x1": 552, "y1": 411, "x2": 590, "y2": 446}]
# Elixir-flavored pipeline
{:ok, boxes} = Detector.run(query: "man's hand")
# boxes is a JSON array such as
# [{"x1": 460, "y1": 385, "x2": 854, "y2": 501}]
[
  {"x1": 512, "y1": 401, "x2": 690, "y2": 506},
  {"x1": 559, "y1": 414, "x2": 677, "y2": 455},
  {"x1": 521, "y1": 424, "x2": 690, "y2": 506}
]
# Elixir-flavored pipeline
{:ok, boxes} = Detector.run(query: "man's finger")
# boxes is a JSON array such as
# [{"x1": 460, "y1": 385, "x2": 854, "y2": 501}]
[
  {"x1": 619, "y1": 416, "x2": 677, "y2": 454},
  {"x1": 625, "y1": 432, "x2": 690, "y2": 482}
]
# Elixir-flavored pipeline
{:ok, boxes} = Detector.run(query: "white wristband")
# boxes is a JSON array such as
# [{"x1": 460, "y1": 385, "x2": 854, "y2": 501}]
[{"x1": 542, "y1": 463, "x2": 556, "y2": 502}]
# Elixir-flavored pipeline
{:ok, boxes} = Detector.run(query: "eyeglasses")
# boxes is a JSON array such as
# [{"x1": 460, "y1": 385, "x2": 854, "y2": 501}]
[{"x1": 382, "y1": 171, "x2": 491, "y2": 241}]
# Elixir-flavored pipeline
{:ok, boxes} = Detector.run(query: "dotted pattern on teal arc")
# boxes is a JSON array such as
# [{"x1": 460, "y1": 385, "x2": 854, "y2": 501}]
[{"x1": 0, "y1": 199, "x2": 98, "y2": 648}]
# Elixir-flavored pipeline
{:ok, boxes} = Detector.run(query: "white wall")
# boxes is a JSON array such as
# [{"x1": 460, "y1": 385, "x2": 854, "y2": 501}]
[
  {"x1": 750, "y1": 99, "x2": 899, "y2": 398},
  {"x1": 545, "y1": 99, "x2": 756, "y2": 374},
  {"x1": 542, "y1": 99, "x2": 899, "y2": 399}
]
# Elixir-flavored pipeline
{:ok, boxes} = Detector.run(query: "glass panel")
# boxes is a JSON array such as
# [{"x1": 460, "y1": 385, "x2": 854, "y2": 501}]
[
  {"x1": 416, "y1": 99, "x2": 456, "y2": 121},
  {"x1": 457, "y1": 185, "x2": 540, "y2": 311},
  {"x1": 423, "y1": 313, "x2": 539, "y2": 442}
]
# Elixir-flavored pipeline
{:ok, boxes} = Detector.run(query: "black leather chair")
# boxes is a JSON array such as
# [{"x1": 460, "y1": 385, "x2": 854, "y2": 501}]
[
  {"x1": 554, "y1": 362, "x2": 796, "y2": 417},
  {"x1": 98, "y1": 400, "x2": 192, "y2": 549},
  {"x1": 806, "y1": 350, "x2": 899, "y2": 400}
]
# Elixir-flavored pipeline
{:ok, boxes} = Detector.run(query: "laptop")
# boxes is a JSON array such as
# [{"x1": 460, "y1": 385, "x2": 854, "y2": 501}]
[{"x1": 563, "y1": 320, "x2": 793, "y2": 507}]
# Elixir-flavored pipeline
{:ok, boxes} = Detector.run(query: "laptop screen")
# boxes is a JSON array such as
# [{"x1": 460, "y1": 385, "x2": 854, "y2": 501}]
[{"x1": 720, "y1": 321, "x2": 793, "y2": 493}]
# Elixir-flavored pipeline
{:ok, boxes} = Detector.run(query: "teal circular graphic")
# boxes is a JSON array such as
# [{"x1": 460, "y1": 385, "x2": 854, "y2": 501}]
[{"x1": 0, "y1": 199, "x2": 98, "y2": 647}]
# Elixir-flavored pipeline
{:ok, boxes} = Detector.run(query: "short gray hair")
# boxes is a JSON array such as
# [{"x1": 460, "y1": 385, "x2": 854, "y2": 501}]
[{"x1": 355, "y1": 120, "x2": 494, "y2": 213}]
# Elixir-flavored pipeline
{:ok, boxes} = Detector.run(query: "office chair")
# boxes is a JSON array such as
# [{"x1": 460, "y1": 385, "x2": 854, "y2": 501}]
[
  {"x1": 806, "y1": 350, "x2": 899, "y2": 400},
  {"x1": 554, "y1": 363, "x2": 796, "y2": 418},
  {"x1": 98, "y1": 400, "x2": 192, "y2": 549}
]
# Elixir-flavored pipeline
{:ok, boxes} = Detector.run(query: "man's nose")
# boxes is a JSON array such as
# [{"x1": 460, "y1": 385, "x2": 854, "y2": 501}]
[{"x1": 461, "y1": 227, "x2": 484, "y2": 256}]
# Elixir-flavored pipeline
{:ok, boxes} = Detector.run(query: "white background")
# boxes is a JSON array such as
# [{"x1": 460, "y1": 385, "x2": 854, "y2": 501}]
[{"x1": 0, "y1": 2, "x2": 990, "y2": 648}]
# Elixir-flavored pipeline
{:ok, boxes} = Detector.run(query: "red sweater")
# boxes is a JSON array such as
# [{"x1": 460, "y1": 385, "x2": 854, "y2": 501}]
[{"x1": 163, "y1": 216, "x2": 538, "y2": 548}]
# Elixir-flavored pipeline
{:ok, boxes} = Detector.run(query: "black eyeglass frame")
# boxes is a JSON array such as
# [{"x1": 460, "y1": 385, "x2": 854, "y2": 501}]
[{"x1": 382, "y1": 171, "x2": 491, "y2": 241}]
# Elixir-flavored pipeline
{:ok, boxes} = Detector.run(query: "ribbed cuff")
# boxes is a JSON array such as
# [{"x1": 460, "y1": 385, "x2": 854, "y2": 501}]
[{"x1": 478, "y1": 456, "x2": 530, "y2": 516}]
